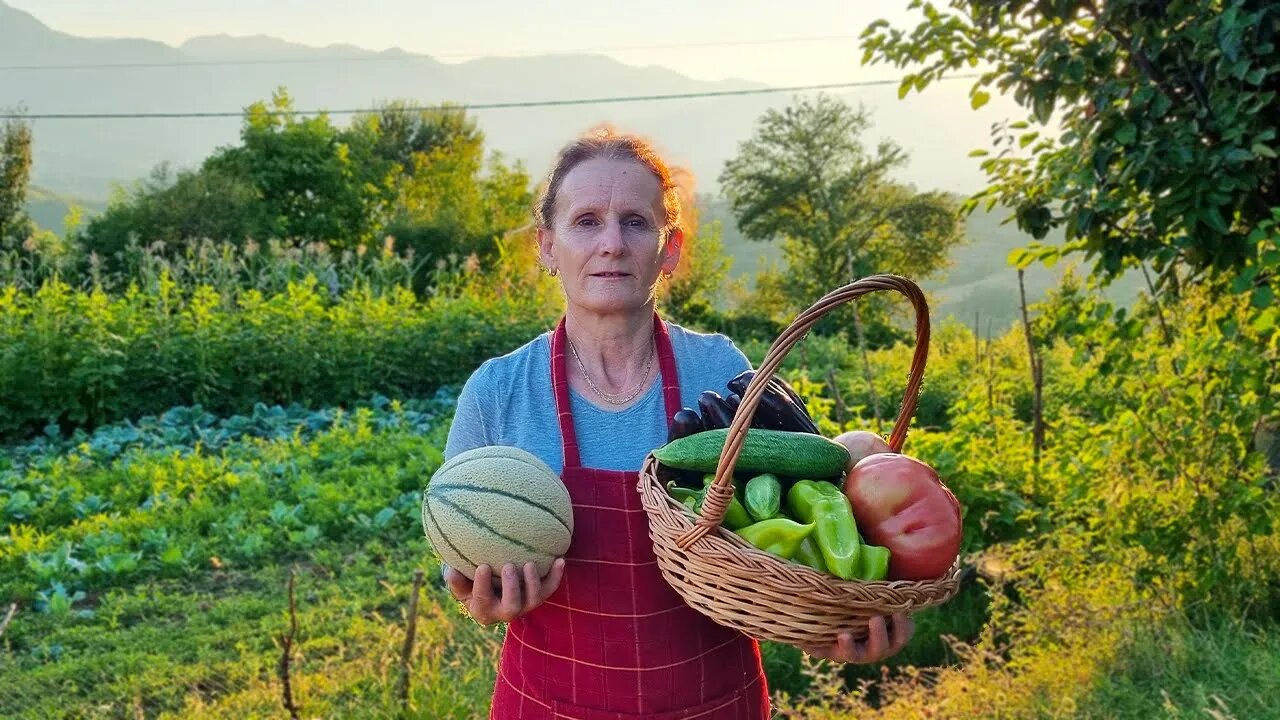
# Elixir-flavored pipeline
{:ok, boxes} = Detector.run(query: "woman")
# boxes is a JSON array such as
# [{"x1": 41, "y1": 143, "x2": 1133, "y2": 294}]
[{"x1": 443, "y1": 127, "x2": 913, "y2": 718}]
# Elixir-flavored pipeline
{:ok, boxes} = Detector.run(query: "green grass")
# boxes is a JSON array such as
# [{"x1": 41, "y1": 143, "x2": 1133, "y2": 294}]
[
  {"x1": 0, "y1": 545, "x2": 502, "y2": 719},
  {"x1": 1079, "y1": 615, "x2": 1280, "y2": 720}
]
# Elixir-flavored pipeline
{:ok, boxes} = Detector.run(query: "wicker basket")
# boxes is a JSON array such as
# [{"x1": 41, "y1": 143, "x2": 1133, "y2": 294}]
[{"x1": 637, "y1": 274, "x2": 962, "y2": 647}]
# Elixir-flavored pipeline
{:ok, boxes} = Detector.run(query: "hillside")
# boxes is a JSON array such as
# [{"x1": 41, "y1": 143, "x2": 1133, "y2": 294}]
[
  {"x1": 0, "y1": 1, "x2": 771, "y2": 201},
  {"x1": 24, "y1": 186, "x2": 104, "y2": 236},
  {"x1": 0, "y1": 1, "x2": 1000, "y2": 204},
  {"x1": 707, "y1": 199, "x2": 1145, "y2": 328}
]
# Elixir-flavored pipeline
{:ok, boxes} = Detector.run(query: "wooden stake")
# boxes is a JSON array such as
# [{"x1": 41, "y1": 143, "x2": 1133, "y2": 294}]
[
  {"x1": 278, "y1": 570, "x2": 301, "y2": 720},
  {"x1": 396, "y1": 569, "x2": 425, "y2": 710}
]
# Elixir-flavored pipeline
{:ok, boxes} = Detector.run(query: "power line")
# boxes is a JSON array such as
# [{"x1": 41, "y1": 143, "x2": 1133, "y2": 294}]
[
  {"x1": 0, "y1": 34, "x2": 861, "y2": 72},
  {"x1": 0, "y1": 75, "x2": 980, "y2": 121}
]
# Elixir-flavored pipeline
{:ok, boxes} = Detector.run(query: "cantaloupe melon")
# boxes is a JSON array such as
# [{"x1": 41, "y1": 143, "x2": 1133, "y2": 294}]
[{"x1": 421, "y1": 445, "x2": 573, "y2": 579}]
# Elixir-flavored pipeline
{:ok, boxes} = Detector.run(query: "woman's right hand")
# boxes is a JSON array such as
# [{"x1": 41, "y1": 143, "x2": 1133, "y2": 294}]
[{"x1": 443, "y1": 559, "x2": 567, "y2": 625}]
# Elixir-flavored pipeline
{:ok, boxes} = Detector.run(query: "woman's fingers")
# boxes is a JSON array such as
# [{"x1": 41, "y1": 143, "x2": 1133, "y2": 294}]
[
  {"x1": 458, "y1": 559, "x2": 569, "y2": 625},
  {"x1": 520, "y1": 562, "x2": 542, "y2": 613},
  {"x1": 443, "y1": 565, "x2": 473, "y2": 602},
  {"x1": 801, "y1": 613, "x2": 914, "y2": 664},
  {"x1": 890, "y1": 613, "x2": 914, "y2": 651},
  {"x1": 540, "y1": 558, "x2": 567, "y2": 600},
  {"x1": 496, "y1": 563, "x2": 523, "y2": 620},
  {"x1": 862, "y1": 616, "x2": 889, "y2": 662},
  {"x1": 466, "y1": 564, "x2": 495, "y2": 623}
]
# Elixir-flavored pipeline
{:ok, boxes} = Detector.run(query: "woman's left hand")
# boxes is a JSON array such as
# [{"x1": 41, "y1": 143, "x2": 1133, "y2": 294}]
[{"x1": 800, "y1": 613, "x2": 914, "y2": 664}]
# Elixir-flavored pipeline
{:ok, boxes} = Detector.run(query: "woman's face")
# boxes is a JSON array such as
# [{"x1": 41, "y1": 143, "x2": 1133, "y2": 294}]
[{"x1": 538, "y1": 157, "x2": 682, "y2": 317}]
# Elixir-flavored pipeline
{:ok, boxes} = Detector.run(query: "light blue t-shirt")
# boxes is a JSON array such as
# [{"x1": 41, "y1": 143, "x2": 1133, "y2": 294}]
[{"x1": 444, "y1": 322, "x2": 753, "y2": 474}]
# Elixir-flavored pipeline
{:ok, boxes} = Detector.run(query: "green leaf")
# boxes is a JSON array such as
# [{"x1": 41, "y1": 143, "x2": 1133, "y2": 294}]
[
  {"x1": 1033, "y1": 95, "x2": 1055, "y2": 124},
  {"x1": 1019, "y1": 131, "x2": 1040, "y2": 148},
  {"x1": 1252, "y1": 143, "x2": 1277, "y2": 159},
  {"x1": 160, "y1": 546, "x2": 184, "y2": 565},
  {"x1": 1254, "y1": 286, "x2": 1276, "y2": 309},
  {"x1": 1116, "y1": 123, "x2": 1137, "y2": 145},
  {"x1": 1038, "y1": 246, "x2": 1062, "y2": 268},
  {"x1": 968, "y1": 148, "x2": 990, "y2": 157},
  {"x1": 1203, "y1": 208, "x2": 1230, "y2": 234},
  {"x1": 1252, "y1": 307, "x2": 1278, "y2": 332},
  {"x1": 898, "y1": 75, "x2": 916, "y2": 100},
  {"x1": 1233, "y1": 266, "x2": 1259, "y2": 293},
  {"x1": 1007, "y1": 248, "x2": 1033, "y2": 269},
  {"x1": 971, "y1": 90, "x2": 991, "y2": 110},
  {"x1": 1225, "y1": 148, "x2": 1254, "y2": 163}
]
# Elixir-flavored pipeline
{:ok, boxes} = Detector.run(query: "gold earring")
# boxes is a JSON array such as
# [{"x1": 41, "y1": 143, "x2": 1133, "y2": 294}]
[{"x1": 549, "y1": 267, "x2": 559, "y2": 277}]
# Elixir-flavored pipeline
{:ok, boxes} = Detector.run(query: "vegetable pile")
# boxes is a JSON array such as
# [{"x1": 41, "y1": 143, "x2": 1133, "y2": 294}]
[{"x1": 655, "y1": 371, "x2": 962, "y2": 583}]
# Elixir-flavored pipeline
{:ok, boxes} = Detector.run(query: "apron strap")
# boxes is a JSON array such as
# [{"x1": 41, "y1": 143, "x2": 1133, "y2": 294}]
[{"x1": 551, "y1": 313, "x2": 682, "y2": 471}]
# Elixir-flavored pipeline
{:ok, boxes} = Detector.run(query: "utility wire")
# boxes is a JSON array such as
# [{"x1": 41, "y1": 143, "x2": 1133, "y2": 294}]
[
  {"x1": 0, "y1": 34, "x2": 862, "y2": 72},
  {"x1": 0, "y1": 75, "x2": 980, "y2": 121}
]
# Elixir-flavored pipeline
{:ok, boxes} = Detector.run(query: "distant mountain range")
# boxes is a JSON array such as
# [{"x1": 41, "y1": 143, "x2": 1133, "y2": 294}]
[
  {"x1": 4, "y1": 0, "x2": 1142, "y2": 324},
  {"x1": 1, "y1": 0, "x2": 1005, "y2": 202},
  {"x1": 1, "y1": 0, "x2": 788, "y2": 201}
]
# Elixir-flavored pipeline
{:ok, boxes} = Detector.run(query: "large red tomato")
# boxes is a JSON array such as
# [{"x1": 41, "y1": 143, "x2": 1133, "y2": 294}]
[{"x1": 843, "y1": 452, "x2": 962, "y2": 580}]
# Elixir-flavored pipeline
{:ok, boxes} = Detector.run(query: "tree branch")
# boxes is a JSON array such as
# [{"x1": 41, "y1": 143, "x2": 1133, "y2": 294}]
[
  {"x1": 1140, "y1": 262, "x2": 1174, "y2": 347},
  {"x1": 1018, "y1": 269, "x2": 1045, "y2": 464}
]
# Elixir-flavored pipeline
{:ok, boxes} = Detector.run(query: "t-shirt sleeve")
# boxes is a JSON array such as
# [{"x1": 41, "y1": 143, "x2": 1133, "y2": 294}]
[
  {"x1": 444, "y1": 363, "x2": 495, "y2": 461},
  {"x1": 717, "y1": 334, "x2": 755, "y2": 376}
]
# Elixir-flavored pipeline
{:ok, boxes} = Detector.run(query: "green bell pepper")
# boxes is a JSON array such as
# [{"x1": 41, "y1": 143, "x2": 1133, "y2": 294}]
[
  {"x1": 856, "y1": 544, "x2": 890, "y2": 581},
  {"x1": 735, "y1": 517, "x2": 814, "y2": 559},
  {"x1": 793, "y1": 535, "x2": 828, "y2": 572},
  {"x1": 785, "y1": 479, "x2": 861, "y2": 580}
]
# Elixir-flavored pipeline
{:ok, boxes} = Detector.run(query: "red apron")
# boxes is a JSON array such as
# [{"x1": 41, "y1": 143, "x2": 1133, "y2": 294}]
[{"x1": 490, "y1": 314, "x2": 769, "y2": 719}]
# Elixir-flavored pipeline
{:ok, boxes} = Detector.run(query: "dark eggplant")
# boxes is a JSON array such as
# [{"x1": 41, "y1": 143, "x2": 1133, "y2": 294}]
[
  {"x1": 697, "y1": 390, "x2": 736, "y2": 430},
  {"x1": 728, "y1": 370, "x2": 807, "y2": 410},
  {"x1": 747, "y1": 395, "x2": 794, "y2": 431},
  {"x1": 725, "y1": 392, "x2": 742, "y2": 415},
  {"x1": 668, "y1": 407, "x2": 705, "y2": 442},
  {"x1": 761, "y1": 389, "x2": 820, "y2": 434},
  {"x1": 726, "y1": 370, "x2": 819, "y2": 434}
]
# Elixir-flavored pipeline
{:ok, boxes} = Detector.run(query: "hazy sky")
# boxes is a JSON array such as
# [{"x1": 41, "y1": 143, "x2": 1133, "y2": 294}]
[
  {"x1": 6, "y1": 1, "x2": 1030, "y2": 195},
  {"x1": 7, "y1": 0, "x2": 921, "y2": 86}
]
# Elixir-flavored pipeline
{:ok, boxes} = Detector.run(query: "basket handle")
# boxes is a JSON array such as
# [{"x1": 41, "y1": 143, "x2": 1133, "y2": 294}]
[{"x1": 676, "y1": 274, "x2": 931, "y2": 549}]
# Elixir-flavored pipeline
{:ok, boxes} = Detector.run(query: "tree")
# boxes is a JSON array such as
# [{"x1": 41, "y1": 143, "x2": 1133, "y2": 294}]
[
  {"x1": 229, "y1": 88, "x2": 391, "y2": 248},
  {"x1": 356, "y1": 100, "x2": 483, "y2": 173},
  {"x1": 368, "y1": 104, "x2": 531, "y2": 283},
  {"x1": 860, "y1": 0, "x2": 1279, "y2": 304},
  {"x1": 719, "y1": 93, "x2": 964, "y2": 337},
  {"x1": 0, "y1": 114, "x2": 33, "y2": 247},
  {"x1": 660, "y1": 219, "x2": 733, "y2": 325},
  {"x1": 81, "y1": 162, "x2": 257, "y2": 269}
]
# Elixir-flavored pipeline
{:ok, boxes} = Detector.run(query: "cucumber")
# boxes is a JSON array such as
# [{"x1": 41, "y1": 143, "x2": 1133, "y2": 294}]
[{"x1": 653, "y1": 428, "x2": 849, "y2": 479}]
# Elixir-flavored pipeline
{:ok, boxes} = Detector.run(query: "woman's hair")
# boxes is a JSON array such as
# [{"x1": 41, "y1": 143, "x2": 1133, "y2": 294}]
[{"x1": 534, "y1": 125, "x2": 687, "y2": 240}]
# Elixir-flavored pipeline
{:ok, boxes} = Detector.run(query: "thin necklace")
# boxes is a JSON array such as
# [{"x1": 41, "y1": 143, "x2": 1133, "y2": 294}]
[{"x1": 567, "y1": 334, "x2": 656, "y2": 406}]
